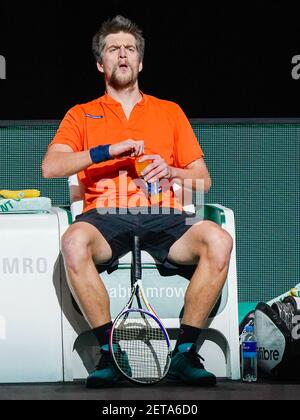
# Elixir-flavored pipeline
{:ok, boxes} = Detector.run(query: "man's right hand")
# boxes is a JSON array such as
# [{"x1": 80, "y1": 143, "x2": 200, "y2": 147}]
[{"x1": 109, "y1": 140, "x2": 144, "y2": 159}]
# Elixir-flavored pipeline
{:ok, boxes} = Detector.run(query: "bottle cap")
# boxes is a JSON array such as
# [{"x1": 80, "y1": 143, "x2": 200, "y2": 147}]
[{"x1": 245, "y1": 325, "x2": 254, "y2": 333}]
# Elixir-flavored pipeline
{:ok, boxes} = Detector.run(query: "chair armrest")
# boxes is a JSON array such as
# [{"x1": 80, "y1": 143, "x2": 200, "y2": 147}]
[
  {"x1": 68, "y1": 174, "x2": 85, "y2": 212},
  {"x1": 205, "y1": 203, "x2": 236, "y2": 234},
  {"x1": 203, "y1": 204, "x2": 227, "y2": 226},
  {"x1": 70, "y1": 201, "x2": 84, "y2": 222}
]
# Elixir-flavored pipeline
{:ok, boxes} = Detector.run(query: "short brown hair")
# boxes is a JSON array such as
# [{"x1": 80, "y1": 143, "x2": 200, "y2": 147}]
[{"x1": 92, "y1": 15, "x2": 145, "y2": 64}]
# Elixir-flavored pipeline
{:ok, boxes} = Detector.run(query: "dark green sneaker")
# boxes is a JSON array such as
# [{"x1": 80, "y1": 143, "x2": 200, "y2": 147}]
[
  {"x1": 86, "y1": 344, "x2": 131, "y2": 388},
  {"x1": 167, "y1": 343, "x2": 216, "y2": 386}
]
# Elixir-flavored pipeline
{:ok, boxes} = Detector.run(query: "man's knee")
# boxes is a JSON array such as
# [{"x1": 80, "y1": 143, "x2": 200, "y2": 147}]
[
  {"x1": 208, "y1": 228, "x2": 233, "y2": 271},
  {"x1": 61, "y1": 228, "x2": 92, "y2": 273},
  {"x1": 197, "y1": 222, "x2": 233, "y2": 271}
]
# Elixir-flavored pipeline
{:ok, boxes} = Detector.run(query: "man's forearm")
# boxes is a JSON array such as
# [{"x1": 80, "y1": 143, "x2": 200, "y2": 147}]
[
  {"x1": 42, "y1": 150, "x2": 93, "y2": 178},
  {"x1": 170, "y1": 166, "x2": 211, "y2": 193},
  {"x1": 42, "y1": 140, "x2": 144, "y2": 179}
]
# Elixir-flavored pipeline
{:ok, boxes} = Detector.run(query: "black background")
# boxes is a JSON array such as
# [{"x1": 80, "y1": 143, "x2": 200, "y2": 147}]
[{"x1": 0, "y1": 0, "x2": 299, "y2": 119}]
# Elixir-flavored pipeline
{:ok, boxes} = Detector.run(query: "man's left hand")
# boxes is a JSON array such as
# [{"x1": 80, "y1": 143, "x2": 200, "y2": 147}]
[{"x1": 137, "y1": 155, "x2": 173, "y2": 183}]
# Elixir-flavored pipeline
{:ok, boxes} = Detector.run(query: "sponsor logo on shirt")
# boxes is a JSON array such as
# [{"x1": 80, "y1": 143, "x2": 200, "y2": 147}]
[{"x1": 85, "y1": 114, "x2": 104, "y2": 119}]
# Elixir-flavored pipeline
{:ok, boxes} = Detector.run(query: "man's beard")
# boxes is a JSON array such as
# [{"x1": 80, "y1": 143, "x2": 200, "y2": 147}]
[{"x1": 108, "y1": 64, "x2": 138, "y2": 90}]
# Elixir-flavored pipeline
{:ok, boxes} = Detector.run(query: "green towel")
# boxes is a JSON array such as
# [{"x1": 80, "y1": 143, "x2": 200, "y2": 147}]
[{"x1": 0, "y1": 197, "x2": 52, "y2": 213}]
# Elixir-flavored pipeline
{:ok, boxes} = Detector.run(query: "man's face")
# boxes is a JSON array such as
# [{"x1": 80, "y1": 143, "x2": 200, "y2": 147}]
[{"x1": 98, "y1": 32, "x2": 143, "y2": 89}]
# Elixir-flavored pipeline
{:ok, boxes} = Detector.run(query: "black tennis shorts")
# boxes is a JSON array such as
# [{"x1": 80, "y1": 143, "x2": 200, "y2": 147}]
[{"x1": 74, "y1": 207, "x2": 198, "y2": 279}]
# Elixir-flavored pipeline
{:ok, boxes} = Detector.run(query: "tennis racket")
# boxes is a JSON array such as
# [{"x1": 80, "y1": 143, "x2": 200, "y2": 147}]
[{"x1": 110, "y1": 235, "x2": 172, "y2": 385}]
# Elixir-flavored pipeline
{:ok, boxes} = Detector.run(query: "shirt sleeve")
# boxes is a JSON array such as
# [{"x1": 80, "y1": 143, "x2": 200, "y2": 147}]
[
  {"x1": 49, "y1": 105, "x2": 84, "y2": 152},
  {"x1": 173, "y1": 104, "x2": 204, "y2": 168}
]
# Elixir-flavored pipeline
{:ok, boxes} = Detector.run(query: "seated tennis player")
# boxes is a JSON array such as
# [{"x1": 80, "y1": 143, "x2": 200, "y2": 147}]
[{"x1": 42, "y1": 15, "x2": 233, "y2": 388}]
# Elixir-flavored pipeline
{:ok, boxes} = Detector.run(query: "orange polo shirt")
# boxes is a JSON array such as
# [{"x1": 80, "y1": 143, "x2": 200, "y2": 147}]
[{"x1": 50, "y1": 93, "x2": 204, "y2": 213}]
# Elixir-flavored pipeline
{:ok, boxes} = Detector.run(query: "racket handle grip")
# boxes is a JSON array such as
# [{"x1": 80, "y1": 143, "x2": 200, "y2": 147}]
[{"x1": 133, "y1": 236, "x2": 142, "y2": 280}]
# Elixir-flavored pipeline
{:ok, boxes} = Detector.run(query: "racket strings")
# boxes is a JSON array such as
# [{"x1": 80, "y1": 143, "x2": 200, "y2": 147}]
[{"x1": 112, "y1": 313, "x2": 170, "y2": 384}]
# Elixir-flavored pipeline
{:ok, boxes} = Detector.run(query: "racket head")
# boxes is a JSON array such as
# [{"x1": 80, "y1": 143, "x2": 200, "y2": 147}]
[{"x1": 110, "y1": 308, "x2": 172, "y2": 385}]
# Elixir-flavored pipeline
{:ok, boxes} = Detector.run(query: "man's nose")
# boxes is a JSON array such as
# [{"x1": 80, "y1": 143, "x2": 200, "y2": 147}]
[{"x1": 119, "y1": 45, "x2": 127, "y2": 58}]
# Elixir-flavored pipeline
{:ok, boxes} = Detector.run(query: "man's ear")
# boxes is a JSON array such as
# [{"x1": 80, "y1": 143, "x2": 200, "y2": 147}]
[
  {"x1": 97, "y1": 62, "x2": 104, "y2": 74},
  {"x1": 139, "y1": 61, "x2": 143, "y2": 73}
]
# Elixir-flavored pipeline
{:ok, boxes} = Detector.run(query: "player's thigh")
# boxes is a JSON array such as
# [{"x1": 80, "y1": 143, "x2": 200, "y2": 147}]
[
  {"x1": 62, "y1": 221, "x2": 113, "y2": 264},
  {"x1": 167, "y1": 220, "x2": 223, "y2": 265}
]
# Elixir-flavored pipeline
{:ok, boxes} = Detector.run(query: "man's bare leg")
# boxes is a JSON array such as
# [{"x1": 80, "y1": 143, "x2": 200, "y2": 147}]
[
  {"x1": 166, "y1": 220, "x2": 233, "y2": 385},
  {"x1": 61, "y1": 222, "x2": 113, "y2": 328},
  {"x1": 61, "y1": 222, "x2": 132, "y2": 387},
  {"x1": 168, "y1": 220, "x2": 233, "y2": 328}
]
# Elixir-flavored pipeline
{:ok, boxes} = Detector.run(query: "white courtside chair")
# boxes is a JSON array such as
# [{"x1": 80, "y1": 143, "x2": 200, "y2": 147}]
[{"x1": 61, "y1": 174, "x2": 240, "y2": 380}]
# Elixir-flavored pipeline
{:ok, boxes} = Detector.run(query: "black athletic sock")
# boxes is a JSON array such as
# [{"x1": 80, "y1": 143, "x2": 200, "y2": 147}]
[
  {"x1": 174, "y1": 324, "x2": 202, "y2": 353},
  {"x1": 92, "y1": 322, "x2": 113, "y2": 347}
]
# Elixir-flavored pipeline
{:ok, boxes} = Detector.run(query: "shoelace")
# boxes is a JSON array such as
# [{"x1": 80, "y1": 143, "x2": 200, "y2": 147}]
[{"x1": 184, "y1": 349, "x2": 205, "y2": 369}]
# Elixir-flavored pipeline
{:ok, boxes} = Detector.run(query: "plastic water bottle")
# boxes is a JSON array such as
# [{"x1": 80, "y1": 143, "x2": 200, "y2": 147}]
[
  {"x1": 147, "y1": 181, "x2": 162, "y2": 204},
  {"x1": 241, "y1": 325, "x2": 257, "y2": 382}
]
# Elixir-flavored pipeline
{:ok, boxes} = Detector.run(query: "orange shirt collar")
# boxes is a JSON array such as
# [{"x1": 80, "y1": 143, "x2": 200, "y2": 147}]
[{"x1": 99, "y1": 91, "x2": 147, "y2": 106}]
